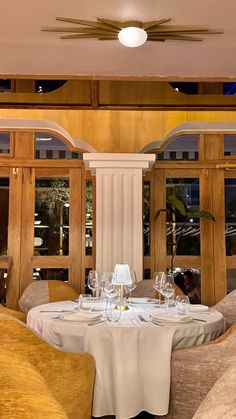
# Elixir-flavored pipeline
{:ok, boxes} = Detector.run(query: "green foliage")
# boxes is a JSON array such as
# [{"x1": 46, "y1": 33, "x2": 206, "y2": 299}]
[{"x1": 155, "y1": 194, "x2": 215, "y2": 272}]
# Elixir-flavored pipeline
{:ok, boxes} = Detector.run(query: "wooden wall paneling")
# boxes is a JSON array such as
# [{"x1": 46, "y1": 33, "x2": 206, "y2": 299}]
[
  {"x1": 204, "y1": 134, "x2": 222, "y2": 161},
  {"x1": 13, "y1": 131, "x2": 34, "y2": 159},
  {"x1": 212, "y1": 168, "x2": 226, "y2": 302},
  {"x1": 167, "y1": 256, "x2": 201, "y2": 268},
  {"x1": 32, "y1": 256, "x2": 69, "y2": 268},
  {"x1": 199, "y1": 133, "x2": 205, "y2": 162},
  {"x1": 19, "y1": 168, "x2": 35, "y2": 295},
  {"x1": 6, "y1": 168, "x2": 23, "y2": 308},
  {"x1": 200, "y1": 168, "x2": 215, "y2": 305},
  {"x1": 69, "y1": 168, "x2": 82, "y2": 292},
  {"x1": 153, "y1": 169, "x2": 167, "y2": 273}
]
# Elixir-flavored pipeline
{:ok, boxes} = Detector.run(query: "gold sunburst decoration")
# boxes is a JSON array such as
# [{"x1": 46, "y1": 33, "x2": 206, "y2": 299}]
[{"x1": 42, "y1": 17, "x2": 223, "y2": 47}]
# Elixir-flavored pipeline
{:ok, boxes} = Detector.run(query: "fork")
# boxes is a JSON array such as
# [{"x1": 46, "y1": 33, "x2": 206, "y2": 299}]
[{"x1": 138, "y1": 314, "x2": 148, "y2": 322}]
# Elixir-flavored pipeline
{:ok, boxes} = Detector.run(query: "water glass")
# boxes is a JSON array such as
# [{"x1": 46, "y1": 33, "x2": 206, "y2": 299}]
[
  {"x1": 126, "y1": 270, "x2": 137, "y2": 301},
  {"x1": 161, "y1": 274, "x2": 175, "y2": 314},
  {"x1": 77, "y1": 294, "x2": 91, "y2": 311},
  {"x1": 105, "y1": 299, "x2": 122, "y2": 323},
  {"x1": 175, "y1": 295, "x2": 190, "y2": 315}
]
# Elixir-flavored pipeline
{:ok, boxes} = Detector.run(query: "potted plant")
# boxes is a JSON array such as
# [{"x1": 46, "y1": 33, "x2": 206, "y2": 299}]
[{"x1": 155, "y1": 194, "x2": 215, "y2": 273}]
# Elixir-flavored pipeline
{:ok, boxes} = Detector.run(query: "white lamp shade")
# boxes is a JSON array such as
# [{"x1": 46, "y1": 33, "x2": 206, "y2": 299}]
[
  {"x1": 118, "y1": 27, "x2": 147, "y2": 48},
  {"x1": 112, "y1": 263, "x2": 132, "y2": 285}
]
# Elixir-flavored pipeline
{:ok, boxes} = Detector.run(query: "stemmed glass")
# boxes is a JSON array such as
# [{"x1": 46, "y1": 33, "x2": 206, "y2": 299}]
[
  {"x1": 103, "y1": 274, "x2": 119, "y2": 300},
  {"x1": 87, "y1": 270, "x2": 101, "y2": 299},
  {"x1": 153, "y1": 272, "x2": 166, "y2": 305},
  {"x1": 161, "y1": 274, "x2": 175, "y2": 314},
  {"x1": 126, "y1": 270, "x2": 137, "y2": 302},
  {"x1": 101, "y1": 272, "x2": 114, "y2": 297}
]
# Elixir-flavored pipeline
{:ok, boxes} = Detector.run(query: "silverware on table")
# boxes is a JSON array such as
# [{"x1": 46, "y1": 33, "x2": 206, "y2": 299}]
[
  {"x1": 138, "y1": 314, "x2": 148, "y2": 322},
  {"x1": 192, "y1": 318, "x2": 207, "y2": 322},
  {"x1": 39, "y1": 310, "x2": 75, "y2": 313}
]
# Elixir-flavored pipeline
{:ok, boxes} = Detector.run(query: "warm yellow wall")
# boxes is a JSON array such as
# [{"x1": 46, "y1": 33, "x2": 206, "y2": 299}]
[{"x1": 0, "y1": 108, "x2": 236, "y2": 152}]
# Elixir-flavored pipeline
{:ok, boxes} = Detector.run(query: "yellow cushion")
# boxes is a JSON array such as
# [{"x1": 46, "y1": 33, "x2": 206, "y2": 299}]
[
  {"x1": 0, "y1": 314, "x2": 95, "y2": 419},
  {"x1": 0, "y1": 304, "x2": 26, "y2": 322},
  {"x1": 0, "y1": 349, "x2": 68, "y2": 419},
  {"x1": 48, "y1": 280, "x2": 79, "y2": 302}
]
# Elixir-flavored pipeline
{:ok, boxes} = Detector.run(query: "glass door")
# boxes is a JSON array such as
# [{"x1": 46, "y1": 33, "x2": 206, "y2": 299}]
[{"x1": 0, "y1": 169, "x2": 10, "y2": 304}]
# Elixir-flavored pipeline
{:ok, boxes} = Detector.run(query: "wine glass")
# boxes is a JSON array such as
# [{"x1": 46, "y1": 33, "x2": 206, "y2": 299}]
[
  {"x1": 101, "y1": 272, "x2": 113, "y2": 297},
  {"x1": 153, "y1": 272, "x2": 166, "y2": 305},
  {"x1": 87, "y1": 270, "x2": 101, "y2": 299},
  {"x1": 103, "y1": 275, "x2": 119, "y2": 300},
  {"x1": 161, "y1": 274, "x2": 175, "y2": 314},
  {"x1": 126, "y1": 270, "x2": 137, "y2": 302}
]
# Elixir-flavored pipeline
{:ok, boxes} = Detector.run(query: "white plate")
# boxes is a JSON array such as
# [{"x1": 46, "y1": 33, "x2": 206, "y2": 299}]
[
  {"x1": 128, "y1": 298, "x2": 157, "y2": 304},
  {"x1": 60, "y1": 313, "x2": 102, "y2": 322}
]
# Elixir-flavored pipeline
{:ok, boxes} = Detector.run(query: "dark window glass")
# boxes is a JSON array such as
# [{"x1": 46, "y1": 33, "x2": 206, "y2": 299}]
[
  {"x1": 143, "y1": 181, "x2": 150, "y2": 256},
  {"x1": 224, "y1": 135, "x2": 236, "y2": 157},
  {"x1": 156, "y1": 135, "x2": 199, "y2": 161},
  {"x1": 225, "y1": 179, "x2": 236, "y2": 256},
  {"x1": 0, "y1": 178, "x2": 9, "y2": 255},
  {"x1": 226, "y1": 269, "x2": 236, "y2": 293},
  {"x1": 35, "y1": 80, "x2": 67, "y2": 93},
  {"x1": 166, "y1": 178, "x2": 200, "y2": 256},
  {"x1": 0, "y1": 80, "x2": 11, "y2": 92},
  {"x1": 33, "y1": 268, "x2": 68, "y2": 282},
  {"x1": 224, "y1": 83, "x2": 236, "y2": 95},
  {"x1": 169, "y1": 82, "x2": 198, "y2": 95},
  {"x1": 86, "y1": 180, "x2": 93, "y2": 256},
  {"x1": 34, "y1": 178, "x2": 69, "y2": 256},
  {"x1": 0, "y1": 132, "x2": 10, "y2": 154},
  {"x1": 35, "y1": 132, "x2": 83, "y2": 160}
]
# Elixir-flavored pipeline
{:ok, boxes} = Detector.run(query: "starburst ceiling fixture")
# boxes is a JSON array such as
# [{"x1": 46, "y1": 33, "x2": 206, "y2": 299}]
[{"x1": 42, "y1": 17, "x2": 223, "y2": 48}]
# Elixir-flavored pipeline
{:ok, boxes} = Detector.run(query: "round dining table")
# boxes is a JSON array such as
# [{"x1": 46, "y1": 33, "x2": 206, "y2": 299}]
[{"x1": 27, "y1": 299, "x2": 225, "y2": 419}]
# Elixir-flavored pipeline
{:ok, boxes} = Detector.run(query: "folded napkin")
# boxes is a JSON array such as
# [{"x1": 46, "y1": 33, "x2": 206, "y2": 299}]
[
  {"x1": 189, "y1": 304, "x2": 209, "y2": 313},
  {"x1": 151, "y1": 314, "x2": 192, "y2": 323},
  {"x1": 61, "y1": 312, "x2": 102, "y2": 322}
]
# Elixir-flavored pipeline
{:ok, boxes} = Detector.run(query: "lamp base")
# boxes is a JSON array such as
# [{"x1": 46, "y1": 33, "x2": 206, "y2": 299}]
[{"x1": 115, "y1": 304, "x2": 129, "y2": 311}]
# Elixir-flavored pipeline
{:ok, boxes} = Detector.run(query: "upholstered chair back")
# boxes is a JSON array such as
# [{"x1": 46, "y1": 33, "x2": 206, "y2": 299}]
[{"x1": 19, "y1": 280, "x2": 79, "y2": 313}]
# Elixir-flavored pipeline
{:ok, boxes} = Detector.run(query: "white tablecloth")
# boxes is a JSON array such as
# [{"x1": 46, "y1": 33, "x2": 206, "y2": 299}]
[{"x1": 27, "y1": 301, "x2": 225, "y2": 419}]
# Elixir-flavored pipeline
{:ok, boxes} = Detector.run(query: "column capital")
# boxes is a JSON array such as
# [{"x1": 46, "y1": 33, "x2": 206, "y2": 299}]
[{"x1": 83, "y1": 153, "x2": 155, "y2": 173}]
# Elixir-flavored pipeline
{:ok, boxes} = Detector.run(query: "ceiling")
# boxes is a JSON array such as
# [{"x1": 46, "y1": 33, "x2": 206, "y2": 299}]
[{"x1": 0, "y1": 0, "x2": 235, "y2": 80}]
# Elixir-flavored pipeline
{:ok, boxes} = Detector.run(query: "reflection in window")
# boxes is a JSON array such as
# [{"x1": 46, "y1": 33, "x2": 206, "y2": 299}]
[
  {"x1": 0, "y1": 178, "x2": 9, "y2": 255},
  {"x1": 224, "y1": 135, "x2": 236, "y2": 157},
  {"x1": 0, "y1": 132, "x2": 10, "y2": 154},
  {"x1": 156, "y1": 135, "x2": 199, "y2": 161},
  {"x1": 166, "y1": 178, "x2": 200, "y2": 256},
  {"x1": 226, "y1": 269, "x2": 236, "y2": 293},
  {"x1": 33, "y1": 268, "x2": 68, "y2": 282},
  {"x1": 86, "y1": 180, "x2": 93, "y2": 256},
  {"x1": 34, "y1": 178, "x2": 69, "y2": 256},
  {"x1": 35, "y1": 132, "x2": 83, "y2": 160},
  {"x1": 143, "y1": 181, "x2": 150, "y2": 256},
  {"x1": 225, "y1": 179, "x2": 236, "y2": 256}
]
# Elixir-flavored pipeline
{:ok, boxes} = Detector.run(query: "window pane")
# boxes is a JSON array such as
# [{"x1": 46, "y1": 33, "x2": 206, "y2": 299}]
[
  {"x1": 225, "y1": 179, "x2": 236, "y2": 255},
  {"x1": 86, "y1": 180, "x2": 93, "y2": 256},
  {"x1": 0, "y1": 132, "x2": 10, "y2": 154},
  {"x1": 34, "y1": 178, "x2": 69, "y2": 256},
  {"x1": 35, "y1": 132, "x2": 83, "y2": 160},
  {"x1": 143, "y1": 181, "x2": 150, "y2": 256},
  {"x1": 226, "y1": 269, "x2": 236, "y2": 292},
  {"x1": 166, "y1": 178, "x2": 200, "y2": 256},
  {"x1": 33, "y1": 268, "x2": 68, "y2": 282},
  {"x1": 0, "y1": 178, "x2": 9, "y2": 255},
  {"x1": 224, "y1": 135, "x2": 236, "y2": 156},
  {"x1": 156, "y1": 135, "x2": 198, "y2": 161}
]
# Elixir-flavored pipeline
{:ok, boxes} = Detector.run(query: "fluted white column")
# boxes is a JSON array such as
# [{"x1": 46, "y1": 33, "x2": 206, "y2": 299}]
[{"x1": 83, "y1": 154, "x2": 155, "y2": 281}]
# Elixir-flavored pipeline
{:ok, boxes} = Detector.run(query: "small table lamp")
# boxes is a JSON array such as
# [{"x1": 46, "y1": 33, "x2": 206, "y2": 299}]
[{"x1": 112, "y1": 263, "x2": 132, "y2": 311}]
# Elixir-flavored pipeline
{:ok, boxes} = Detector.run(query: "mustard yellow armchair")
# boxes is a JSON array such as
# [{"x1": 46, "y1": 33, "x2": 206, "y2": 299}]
[
  {"x1": 0, "y1": 304, "x2": 26, "y2": 322},
  {"x1": 0, "y1": 348, "x2": 68, "y2": 419},
  {"x1": 0, "y1": 314, "x2": 95, "y2": 419},
  {"x1": 19, "y1": 280, "x2": 79, "y2": 313}
]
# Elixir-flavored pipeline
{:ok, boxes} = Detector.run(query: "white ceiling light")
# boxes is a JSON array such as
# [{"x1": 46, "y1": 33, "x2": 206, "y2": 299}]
[{"x1": 118, "y1": 27, "x2": 147, "y2": 48}]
